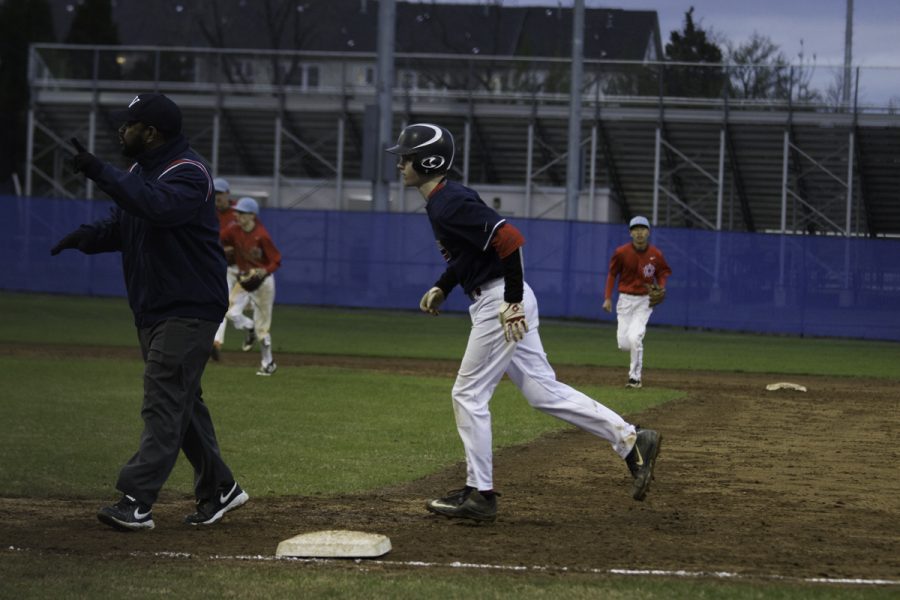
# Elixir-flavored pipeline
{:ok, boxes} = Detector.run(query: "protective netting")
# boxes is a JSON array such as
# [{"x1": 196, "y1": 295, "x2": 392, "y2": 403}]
[{"x1": 5, "y1": 196, "x2": 899, "y2": 340}]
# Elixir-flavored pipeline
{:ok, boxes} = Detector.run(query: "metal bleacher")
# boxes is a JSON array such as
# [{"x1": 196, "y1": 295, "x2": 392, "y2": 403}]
[{"x1": 25, "y1": 44, "x2": 900, "y2": 236}]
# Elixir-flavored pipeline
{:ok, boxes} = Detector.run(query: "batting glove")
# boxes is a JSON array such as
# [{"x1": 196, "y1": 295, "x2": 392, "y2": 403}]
[
  {"x1": 420, "y1": 286, "x2": 445, "y2": 316},
  {"x1": 68, "y1": 137, "x2": 104, "y2": 179},
  {"x1": 499, "y1": 302, "x2": 528, "y2": 342}
]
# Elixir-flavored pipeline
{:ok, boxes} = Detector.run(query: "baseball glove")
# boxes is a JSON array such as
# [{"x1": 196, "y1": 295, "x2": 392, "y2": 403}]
[
  {"x1": 238, "y1": 271, "x2": 267, "y2": 292},
  {"x1": 647, "y1": 283, "x2": 666, "y2": 307}
]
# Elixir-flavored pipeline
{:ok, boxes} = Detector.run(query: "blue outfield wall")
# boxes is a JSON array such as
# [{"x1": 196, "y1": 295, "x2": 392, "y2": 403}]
[{"x1": 4, "y1": 196, "x2": 900, "y2": 341}]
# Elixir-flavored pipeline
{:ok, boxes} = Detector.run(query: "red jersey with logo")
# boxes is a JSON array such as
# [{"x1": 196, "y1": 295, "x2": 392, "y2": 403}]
[
  {"x1": 604, "y1": 242, "x2": 671, "y2": 299},
  {"x1": 220, "y1": 221, "x2": 282, "y2": 274},
  {"x1": 217, "y1": 205, "x2": 238, "y2": 265},
  {"x1": 217, "y1": 205, "x2": 237, "y2": 234}
]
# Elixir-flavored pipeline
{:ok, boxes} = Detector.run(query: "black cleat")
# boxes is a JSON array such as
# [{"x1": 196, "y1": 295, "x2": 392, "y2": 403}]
[
  {"x1": 625, "y1": 428, "x2": 661, "y2": 501},
  {"x1": 241, "y1": 328, "x2": 257, "y2": 352},
  {"x1": 184, "y1": 482, "x2": 249, "y2": 526},
  {"x1": 426, "y1": 486, "x2": 498, "y2": 522},
  {"x1": 97, "y1": 494, "x2": 155, "y2": 531},
  {"x1": 210, "y1": 343, "x2": 221, "y2": 362},
  {"x1": 625, "y1": 378, "x2": 642, "y2": 389}
]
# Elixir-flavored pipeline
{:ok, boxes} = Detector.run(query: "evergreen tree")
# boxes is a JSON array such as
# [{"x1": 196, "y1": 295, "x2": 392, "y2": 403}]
[
  {"x1": 0, "y1": 0, "x2": 56, "y2": 191},
  {"x1": 65, "y1": 0, "x2": 119, "y2": 45},
  {"x1": 663, "y1": 7, "x2": 726, "y2": 98},
  {"x1": 64, "y1": 0, "x2": 120, "y2": 80}
]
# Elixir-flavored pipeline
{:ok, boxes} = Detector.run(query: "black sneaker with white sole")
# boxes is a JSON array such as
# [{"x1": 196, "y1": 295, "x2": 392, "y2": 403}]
[
  {"x1": 256, "y1": 361, "x2": 277, "y2": 376},
  {"x1": 625, "y1": 428, "x2": 661, "y2": 501},
  {"x1": 426, "y1": 486, "x2": 498, "y2": 522},
  {"x1": 97, "y1": 494, "x2": 155, "y2": 531},
  {"x1": 184, "y1": 482, "x2": 249, "y2": 526}
]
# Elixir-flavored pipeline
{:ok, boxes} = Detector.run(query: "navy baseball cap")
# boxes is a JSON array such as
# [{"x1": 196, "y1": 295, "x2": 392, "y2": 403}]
[
  {"x1": 629, "y1": 216, "x2": 651, "y2": 229},
  {"x1": 112, "y1": 93, "x2": 182, "y2": 136}
]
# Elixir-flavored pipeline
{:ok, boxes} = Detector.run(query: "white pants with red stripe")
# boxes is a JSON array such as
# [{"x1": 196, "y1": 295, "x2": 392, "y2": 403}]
[
  {"x1": 451, "y1": 280, "x2": 637, "y2": 492},
  {"x1": 614, "y1": 293, "x2": 653, "y2": 382}
]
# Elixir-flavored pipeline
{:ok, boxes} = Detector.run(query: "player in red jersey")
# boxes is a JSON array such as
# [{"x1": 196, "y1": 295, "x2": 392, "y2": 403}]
[
  {"x1": 211, "y1": 177, "x2": 237, "y2": 360},
  {"x1": 603, "y1": 216, "x2": 672, "y2": 388},
  {"x1": 220, "y1": 197, "x2": 282, "y2": 376}
]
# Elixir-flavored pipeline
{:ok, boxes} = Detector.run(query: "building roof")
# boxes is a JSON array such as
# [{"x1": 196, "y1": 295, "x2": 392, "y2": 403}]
[
  {"x1": 49, "y1": 0, "x2": 660, "y2": 61},
  {"x1": 396, "y1": 3, "x2": 659, "y2": 60}
]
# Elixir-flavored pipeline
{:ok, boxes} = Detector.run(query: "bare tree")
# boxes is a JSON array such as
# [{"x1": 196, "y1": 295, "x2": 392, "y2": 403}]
[
  {"x1": 726, "y1": 34, "x2": 821, "y2": 104},
  {"x1": 793, "y1": 40, "x2": 822, "y2": 104},
  {"x1": 726, "y1": 33, "x2": 790, "y2": 99}
]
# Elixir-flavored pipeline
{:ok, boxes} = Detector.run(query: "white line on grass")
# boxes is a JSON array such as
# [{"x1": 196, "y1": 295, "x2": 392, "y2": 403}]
[
  {"x1": 6, "y1": 547, "x2": 898, "y2": 586},
  {"x1": 240, "y1": 554, "x2": 900, "y2": 586}
]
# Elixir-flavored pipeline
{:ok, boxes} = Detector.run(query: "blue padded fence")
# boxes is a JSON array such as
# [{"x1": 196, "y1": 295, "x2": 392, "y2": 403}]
[{"x1": 3, "y1": 196, "x2": 900, "y2": 341}]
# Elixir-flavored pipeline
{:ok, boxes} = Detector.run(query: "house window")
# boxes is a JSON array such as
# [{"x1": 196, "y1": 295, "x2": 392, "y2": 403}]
[
  {"x1": 277, "y1": 62, "x2": 321, "y2": 89},
  {"x1": 279, "y1": 61, "x2": 304, "y2": 86},
  {"x1": 400, "y1": 70, "x2": 417, "y2": 90},
  {"x1": 230, "y1": 59, "x2": 254, "y2": 82},
  {"x1": 306, "y1": 65, "x2": 320, "y2": 88}
]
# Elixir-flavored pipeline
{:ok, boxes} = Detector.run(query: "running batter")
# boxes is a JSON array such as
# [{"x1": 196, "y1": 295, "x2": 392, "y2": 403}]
[
  {"x1": 603, "y1": 217, "x2": 672, "y2": 388},
  {"x1": 386, "y1": 123, "x2": 662, "y2": 522}
]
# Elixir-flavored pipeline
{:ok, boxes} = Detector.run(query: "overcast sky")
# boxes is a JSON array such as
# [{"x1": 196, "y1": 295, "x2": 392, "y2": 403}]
[
  {"x1": 647, "y1": 0, "x2": 899, "y2": 68},
  {"x1": 427, "y1": 0, "x2": 900, "y2": 104},
  {"x1": 433, "y1": 0, "x2": 899, "y2": 66}
]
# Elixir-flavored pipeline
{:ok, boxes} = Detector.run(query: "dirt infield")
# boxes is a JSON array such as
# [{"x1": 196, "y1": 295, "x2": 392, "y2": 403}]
[{"x1": 1, "y1": 347, "x2": 898, "y2": 581}]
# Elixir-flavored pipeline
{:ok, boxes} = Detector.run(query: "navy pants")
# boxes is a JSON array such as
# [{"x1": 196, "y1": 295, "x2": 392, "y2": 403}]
[{"x1": 116, "y1": 317, "x2": 234, "y2": 507}]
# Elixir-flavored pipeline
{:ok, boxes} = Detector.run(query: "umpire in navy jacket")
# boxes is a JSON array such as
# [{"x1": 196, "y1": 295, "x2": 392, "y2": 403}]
[{"x1": 51, "y1": 93, "x2": 249, "y2": 531}]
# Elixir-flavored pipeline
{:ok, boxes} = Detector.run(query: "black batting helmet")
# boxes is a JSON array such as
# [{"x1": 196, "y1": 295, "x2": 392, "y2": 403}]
[{"x1": 386, "y1": 123, "x2": 454, "y2": 175}]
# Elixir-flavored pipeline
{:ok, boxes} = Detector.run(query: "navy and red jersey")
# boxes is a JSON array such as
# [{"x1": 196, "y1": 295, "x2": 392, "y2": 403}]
[
  {"x1": 426, "y1": 180, "x2": 510, "y2": 295},
  {"x1": 220, "y1": 220, "x2": 282, "y2": 275},
  {"x1": 604, "y1": 242, "x2": 671, "y2": 299}
]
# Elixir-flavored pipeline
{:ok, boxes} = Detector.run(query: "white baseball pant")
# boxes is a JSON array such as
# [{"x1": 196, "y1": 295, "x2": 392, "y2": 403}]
[
  {"x1": 452, "y1": 279, "x2": 637, "y2": 491},
  {"x1": 228, "y1": 275, "x2": 276, "y2": 366},
  {"x1": 615, "y1": 293, "x2": 653, "y2": 382},
  {"x1": 214, "y1": 265, "x2": 240, "y2": 346}
]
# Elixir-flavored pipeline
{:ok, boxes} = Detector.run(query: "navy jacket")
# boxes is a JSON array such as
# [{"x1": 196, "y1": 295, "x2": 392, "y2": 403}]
[{"x1": 77, "y1": 135, "x2": 228, "y2": 328}]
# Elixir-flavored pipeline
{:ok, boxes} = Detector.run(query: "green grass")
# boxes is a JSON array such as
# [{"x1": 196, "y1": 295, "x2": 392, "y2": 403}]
[
  {"x1": 1, "y1": 291, "x2": 897, "y2": 598},
  {"x1": 2, "y1": 291, "x2": 898, "y2": 378},
  {"x1": 1, "y1": 553, "x2": 896, "y2": 600},
  {"x1": 0, "y1": 355, "x2": 678, "y2": 499},
  {"x1": 0, "y1": 291, "x2": 677, "y2": 501}
]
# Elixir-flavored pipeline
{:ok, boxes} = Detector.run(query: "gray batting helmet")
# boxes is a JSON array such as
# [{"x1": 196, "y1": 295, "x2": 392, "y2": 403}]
[
  {"x1": 629, "y1": 216, "x2": 650, "y2": 229},
  {"x1": 235, "y1": 197, "x2": 259, "y2": 215},
  {"x1": 386, "y1": 123, "x2": 454, "y2": 175}
]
